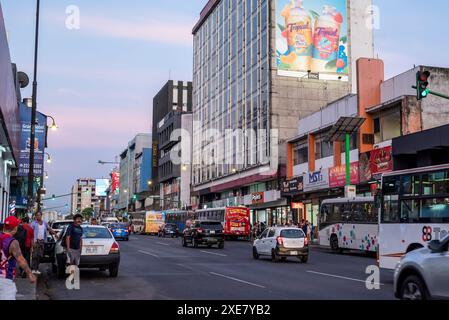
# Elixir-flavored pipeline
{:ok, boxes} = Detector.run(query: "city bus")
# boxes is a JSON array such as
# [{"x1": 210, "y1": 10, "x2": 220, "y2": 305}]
[
  {"x1": 378, "y1": 164, "x2": 449, "y2": 269},
  {"x1": 319, "y1": 197, "x2": 377, "y2": 253},
  {"x1": 195, "y1": 207, "x2": 251, "y2": 239},
  {"x1": 145, "y1": 211, "x2": 165, "y2": 235},
  {"x1": 164, "y1": 210, "x2": 194, "y2": 233},
  {"x1": 129, "y1": 211, "x2": 146, "y2": 234}
]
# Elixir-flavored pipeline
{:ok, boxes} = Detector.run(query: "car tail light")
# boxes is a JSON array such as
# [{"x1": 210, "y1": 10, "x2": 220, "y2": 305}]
[
  {"x1": 110, "y1": 242, "x2": 120, "y2": 254},
  {"x1": 277, "y1": 237, "x2": 284, "y2": 245},
  {"x1": 304, "y1": 237, "x2": 309, "y2": 246}
]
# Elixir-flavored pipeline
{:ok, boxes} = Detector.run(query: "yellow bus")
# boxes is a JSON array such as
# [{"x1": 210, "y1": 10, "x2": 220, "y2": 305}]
[{"x1": 145, "y1": 211, "x2": 165, "y2": 235}]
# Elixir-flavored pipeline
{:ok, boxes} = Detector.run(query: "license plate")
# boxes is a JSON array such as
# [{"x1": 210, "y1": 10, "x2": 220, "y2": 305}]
[
  {"x1": 209, "y1": 230, "x2": 215, "y2": 234},
  {"x1": 86, "y1": 246, "x2": 98, "y2": 254},
  {"x1": 290, "y1": 251, "x2": 298, "y2": 256}
]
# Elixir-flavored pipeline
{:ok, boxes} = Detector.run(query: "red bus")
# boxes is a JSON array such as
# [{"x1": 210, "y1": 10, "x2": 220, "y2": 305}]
[{"x1": 194, "y1": 207, "x2": 251, "y2": 239}]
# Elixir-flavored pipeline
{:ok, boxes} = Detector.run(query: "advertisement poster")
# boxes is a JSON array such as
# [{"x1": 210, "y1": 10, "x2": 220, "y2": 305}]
[
  {"x1": 145, "y1": 212, "x2": 165, "y2": 234},
  {"x1": 18, "y1": 103, "x2": 47, "y2": 177},
  {"x1": 276, "y1": 0, "x2": 349, "y2": 80},
  {"x1": 303, "y1": 169, "x2": 330, "y2": 192},
  {"x1": 225, "y1": 208, "x2": 250, "y2": 236},
  {"x1": 370, "y1": 146, "x2": 393, "y2": 175},
  {"x1": 281, "y1": 176, "x2": 304, "y2": 195},
  {"x1": 111, "y1": 172, "x2": 120, "y2": 194},
  {"x1": 251, "y1": 192, "x2": 265, "y2": 205},
  {"x1": 359, "y1": 151, "x2": 372, "y2": 183},
  {"x1": 329, "y1": 162, "x2": 359, "y2": 188}
]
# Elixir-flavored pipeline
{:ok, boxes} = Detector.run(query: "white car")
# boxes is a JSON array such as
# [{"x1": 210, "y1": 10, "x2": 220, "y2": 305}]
[
  {"x1": 253, "y1": 227, "x2": 309, "y2": 263},
  {"x1": 50, "y1": 220, "x2": 73, "y2": 234},
  {"x1": 54, "y1": 225, "x2": 120, "y2": 278}
]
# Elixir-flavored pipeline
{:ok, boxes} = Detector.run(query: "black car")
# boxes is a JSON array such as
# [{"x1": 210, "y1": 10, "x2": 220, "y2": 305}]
[
  {"x1": 182, "y1": 221, "x2": 224, "y2": 249},
  {"x1": 158, "y1": 224, "x2": 179, "y2": 238}
]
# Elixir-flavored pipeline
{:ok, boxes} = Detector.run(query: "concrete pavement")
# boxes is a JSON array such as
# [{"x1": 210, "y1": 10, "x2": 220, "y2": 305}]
[{"x1": 41, "y1": 235, "x2": 395, "y2": 300}]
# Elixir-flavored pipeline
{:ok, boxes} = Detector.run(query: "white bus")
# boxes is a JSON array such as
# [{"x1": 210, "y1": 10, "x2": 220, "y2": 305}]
[
  {"x1": 319, "y1": 197, "x2": 377, "y2": 253},
  {"x1": 378, "y1": 164, "x2": 449, "y2": 270}
]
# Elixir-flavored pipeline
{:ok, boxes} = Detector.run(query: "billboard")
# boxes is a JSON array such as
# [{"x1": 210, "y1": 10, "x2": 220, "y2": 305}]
[
  {"x1": 370, "y1": 146, "x2": 393, "y2": 176},
  {"x1": 95, "y1": 179, "x2": 110, "y2": 197},
  {"x1": 276, "y1": 0, "x2": 349, "y2": 81},
  {"x1": 18, "y1": 103, "x2": 47, "y2": 177},
  {"x1": 303, "y1": 169, "x2": 330, "y2": 192},
  {"x1": 329, "y1": 162, "x2": 359, "y2": 188},
  {"x1": 111, "y1": 172, "x2": 120, "y2": 194}
]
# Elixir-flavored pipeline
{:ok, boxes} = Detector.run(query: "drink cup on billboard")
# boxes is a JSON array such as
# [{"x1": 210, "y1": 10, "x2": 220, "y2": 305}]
[
  {"x1": 281, "y1": 0, "x2": 313, "y2": 71},
  {"x1": 311, "y1": 5, "x2": 342, "y2": 73}
]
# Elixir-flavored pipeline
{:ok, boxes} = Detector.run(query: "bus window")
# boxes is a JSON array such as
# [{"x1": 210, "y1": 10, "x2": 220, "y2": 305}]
[
  {"x1": 382, "y1": 195, "x2": 400, "y2": 223},
  {"x1": 402, "y1": 175, "x2": 421, "y2": 197},
  {"x1": 383, "y1": 176, "x2": 400, "y2": 195},
  {"x1": 400, "y1": 199, "x2": 420, "y2": 223},
  {"x1": 421, "y1": 198, "x2": 449, "y2": 221},
  {"x1": 422, "y1": 171, "x2": 449, "y2": 196}
]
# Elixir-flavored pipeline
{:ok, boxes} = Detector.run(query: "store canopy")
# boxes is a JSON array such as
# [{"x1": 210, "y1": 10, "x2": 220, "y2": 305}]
[{"x1": 326, "y1": 117, "x2": 366, "y2": 142}]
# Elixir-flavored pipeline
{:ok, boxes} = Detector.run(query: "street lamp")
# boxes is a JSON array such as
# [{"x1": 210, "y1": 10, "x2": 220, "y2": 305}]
[
  {"x1": 47, "y1": 115, "x2": 58, "y2": 131},
  {"x1": 147, "y1": 180, "x2": 153, "y2": 186},
  {"x1": 44, "y1": 171, "x2": 49, "y2": 179},
  {"x1": 45, "y1": 153, "x2": 52, "y2": 164}
]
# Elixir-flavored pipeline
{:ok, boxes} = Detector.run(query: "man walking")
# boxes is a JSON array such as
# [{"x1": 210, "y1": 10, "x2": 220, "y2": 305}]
[
  {"x1": 65, "y1": 214, "x2": 84, "y2": 269},
  {"x1": 30, "y1": 212, "x2": 57, "y2": 275},
  {"x1": 0, "y1": 216, "x2": 37, "y2": 300}
]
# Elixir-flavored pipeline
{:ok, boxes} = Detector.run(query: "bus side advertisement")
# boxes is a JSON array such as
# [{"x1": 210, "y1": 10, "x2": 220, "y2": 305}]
[
  {"x1": 225, "y1": 208, "x2": 250, "y2": 236},
  {"x1": 145, "y1": 212, "x2": 165, "y2": 234}
]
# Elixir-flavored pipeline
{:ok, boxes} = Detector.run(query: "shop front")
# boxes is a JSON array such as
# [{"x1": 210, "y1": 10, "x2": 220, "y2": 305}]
[{"x1": 246, "y1": 190, "x2": 293, "y2": 227}]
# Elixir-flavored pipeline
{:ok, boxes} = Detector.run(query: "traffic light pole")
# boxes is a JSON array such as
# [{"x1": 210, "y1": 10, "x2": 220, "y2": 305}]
[{"x1": 412, "y1": 86, "x2": 449, "y2": 100}]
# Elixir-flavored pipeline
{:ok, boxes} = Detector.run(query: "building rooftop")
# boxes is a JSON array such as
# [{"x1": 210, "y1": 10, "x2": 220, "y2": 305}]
[{"x1": 192, "y1": 0, "x2": 220, "y2": 35}]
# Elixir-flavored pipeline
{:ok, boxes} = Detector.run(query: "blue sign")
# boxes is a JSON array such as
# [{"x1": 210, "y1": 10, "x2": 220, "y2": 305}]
[{"x1": 18, "y1": 103, "x2": 47, "y2": 177}]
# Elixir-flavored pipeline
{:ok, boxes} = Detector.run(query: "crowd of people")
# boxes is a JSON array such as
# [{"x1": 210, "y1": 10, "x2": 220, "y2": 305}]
[
  {"x1": 251, "y1": 219, "x2": 314, "y2": 242},
  {"x1": 0, "y1": 213, "x2": 84, "y2": 300}
]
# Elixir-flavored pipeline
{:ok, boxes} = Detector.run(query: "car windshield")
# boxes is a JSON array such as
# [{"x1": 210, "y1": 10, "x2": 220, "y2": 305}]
[
  {"x1": 280, "y1": 229, "x2": 304, "y2": 239},
  {"x1": 52, "y1": 222, "x2": 71, "y2": 230},
  {"x1": 165, "y1": 224, "x2": 177, "y2": 229},
  {"x1": 83, "y1": 227, "x2": 112, "y2": 239}
]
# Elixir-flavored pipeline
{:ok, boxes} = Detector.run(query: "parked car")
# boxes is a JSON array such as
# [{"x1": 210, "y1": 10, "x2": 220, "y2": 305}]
[
  {"x1": 159, "y1": 223, "x2": 179, "y2": 238},
  {"x1": 394, "y1": 234, "x2": 449, "y2": 300},
  {"x1": 41, "y1": 220, "x2": 73, "y2": 265},
  {"x1": 252, "y1": 227, "x2": 309, "y2": 263},
  {"x1": 54, "y1": 225, "x2": 120, "y2": 278},
  {"x1": 182, "y1": 221, "x2": 224, "y2": 249},
  {"x1": 50, "y1": 220, "x2": 73, "y2": 234},
  {"x1": 109, "y1": 223, "x2": 130, "y2": 241}
]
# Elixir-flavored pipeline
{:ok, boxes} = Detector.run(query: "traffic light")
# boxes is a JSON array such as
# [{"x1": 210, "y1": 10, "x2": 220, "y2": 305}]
[
  {"x1": 132, "y1": 194, "x2": 137, "y2": 202},
  {"x1": 416, "y1": 70, "x2": 431, "y2": 100}
]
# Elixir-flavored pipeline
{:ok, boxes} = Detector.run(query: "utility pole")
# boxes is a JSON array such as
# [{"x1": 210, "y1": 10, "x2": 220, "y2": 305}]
[{"x1": 27, "y1": 0, "x2": 41, "y2": 214}]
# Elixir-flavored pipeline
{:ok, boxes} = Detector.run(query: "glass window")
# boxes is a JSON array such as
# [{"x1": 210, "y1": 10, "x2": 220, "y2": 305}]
[
  {"x1": 421, "y1": 198, "x2": 449, "y2": 221},
  {"x1": 422, "y1": 171, "x2": 449, "y2": 196},
  {"x1": 383, "y1": 176, "x2": 400, "y2": 195},
  {"x1": 268, "y1": 229, "x2": 275, "y2": 238},
  {"x1": 382, "y1": 195, "x2": 400, "y2": 223},
  {"x1": 260, "y1": 229, "x2": 269, "y2": 238},
  {"x1": 400, "y1": 200, "x2": 420, "y2": 223},
  {"x1": 280, "y1": 229, "x2": 304, "y2": 238},
  {"x1": 402, "y1": 175, "x2": 421, "y2": 197}
]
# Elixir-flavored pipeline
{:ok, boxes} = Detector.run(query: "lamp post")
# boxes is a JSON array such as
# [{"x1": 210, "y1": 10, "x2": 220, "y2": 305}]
[
  {"x1": 27, "y1": 0, "x2": 41, "y2": 214},
  {"x1": 47, "y1": 115, "x2": 58, "y2": 131}
]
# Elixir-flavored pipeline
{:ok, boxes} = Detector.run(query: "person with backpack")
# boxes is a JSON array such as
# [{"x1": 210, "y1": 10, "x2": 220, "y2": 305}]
[{"x1": 0, "y1": 216, "x2": 36, "y2": 300}]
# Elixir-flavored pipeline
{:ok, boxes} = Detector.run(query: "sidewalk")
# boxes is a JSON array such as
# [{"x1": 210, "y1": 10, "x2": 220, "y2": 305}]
[{"x1": 15, "y1": 277, "x2": 36, "y2": 301}]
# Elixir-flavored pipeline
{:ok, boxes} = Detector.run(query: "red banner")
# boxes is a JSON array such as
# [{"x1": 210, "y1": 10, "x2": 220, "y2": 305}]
[
  {"x1": 329, "y1": 162, "x2": 359, "y2": 188},
  {"x1": 370, "y1": 146, "x2": 393, "y2": 174},
  {"x1": 251, "y1": 192, "x2": 264, "y2": 205},
  {"x1": 111, "y1": 172, "x2": 120, "y2": 193}
]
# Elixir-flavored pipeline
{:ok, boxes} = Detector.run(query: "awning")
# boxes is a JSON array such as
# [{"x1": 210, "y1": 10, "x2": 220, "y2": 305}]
[{"x1": 393, "y1": 124, "x2": 449, "y2": 155}]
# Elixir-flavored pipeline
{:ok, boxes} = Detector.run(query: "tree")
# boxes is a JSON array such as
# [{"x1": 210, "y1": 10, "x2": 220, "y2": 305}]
[{"x1": 82, "y1": 208, "x2": 95, "y2": 220}]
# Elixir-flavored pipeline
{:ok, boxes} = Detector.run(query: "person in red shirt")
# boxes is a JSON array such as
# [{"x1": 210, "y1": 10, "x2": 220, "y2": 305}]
[{"x1": 21, "y1": 217, "x2": 34, "y2": 267}]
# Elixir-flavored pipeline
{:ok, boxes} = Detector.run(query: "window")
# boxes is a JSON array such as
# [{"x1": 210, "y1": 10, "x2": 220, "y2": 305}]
[
  {"x1": 340, "y1": 132, "x2": 358, "y2": 152},
  {"x1": 422, "y1": 171, "x2": 449, "y2": 196},
  {"x1": 421, "y1": 198, "x2": 449, "y2": 221},
  {"x1": 382, "y1": 195, "x2": 400, "y2": 223},
  {"x1": 383, "y1": 176, "x2": 400, "y2": 195},
  {"x1": 373, "y1": 107, "x2": 401, "y2": 143},
  {"x1": 400, "y1": 200, "x2": 420, "y2": 223},
  {"x1": 315, "y1": 135, "x2": 333, "y2": 159},
  {"x1": 268, "y1": 229, "x2": 275, "y2": 238},
  {"x1": 260, "y1": 229, "x2": 269, "y2": 238},
  {"x1": 293, "y1": 141, "x2": 308, "y2": 165},
  {"x1": 402, "y1": 175, "x2": 421, "y2": 197}
]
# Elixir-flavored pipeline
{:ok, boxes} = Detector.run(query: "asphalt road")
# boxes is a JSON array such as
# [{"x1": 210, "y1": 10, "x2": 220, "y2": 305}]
[{"x1": 41, "y1": 235, "x2": 395, "y2": 300}]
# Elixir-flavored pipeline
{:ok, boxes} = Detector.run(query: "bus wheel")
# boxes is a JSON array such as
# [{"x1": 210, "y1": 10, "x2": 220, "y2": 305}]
[{"x1": 330, "y1": 235, "x2": 340, "y2": 253}]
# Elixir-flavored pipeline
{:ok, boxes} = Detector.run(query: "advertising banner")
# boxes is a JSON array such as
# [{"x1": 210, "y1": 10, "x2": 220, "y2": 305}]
[
  {"x1": 225, "y1": 207, "x2": 250, "y2": 236},
  {"x1": 370, "y1": 146, "x2": 393, "y2": 175},
  {"x1": 276, "y1": 0, "x2": 349, "y2": 81},
  {"x1": 18, "y1": 103, "x2": 47, "y2": 177},
  {"x1": 111, "y1": 172, "x2": 120, "y2": 194},
  {"x1": 251, "y1": 192, "x2": 265, "y2": 205},
  {"x1": 303, "y1": 169, "x2": 330, "y2": 192},
  {"x1": 281, "y1": 176, "x2": 304, "y2": 195},
  {"x1": 95, "y1": 179, "x2": 110, "y2": 197},
  {"x1": 329, "y1": 162, "x2": 359, "y2": 188},
  {"x1": 359, "y1": 151, "x2": 372, "y2": 183}
]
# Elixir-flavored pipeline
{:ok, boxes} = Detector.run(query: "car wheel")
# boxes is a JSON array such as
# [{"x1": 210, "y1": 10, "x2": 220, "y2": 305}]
[
  {"x1": 109, "y1": 263, "x2": 119, "y2": 278},
  {"x1": 271, "y1": 250, "x2": 280, "y2": 263},
  {"x1": 400, "y1": 275, "x2": 428, "y2": 300},
  {"x1": 182, "y1": 237, "x2": 187, "y2": 247},
  {"x1": 218, "y1": 242, "x2": 224, "y2": 249},
  {"x1": 300, "y1": 255, "x2": 309, "y2": 264},
  {"x1": 252, "y1": 247, "x2": 260, "y2": 260},
  {"x1": 193, "y1": 237, "x2": 199, "y2": 248}
]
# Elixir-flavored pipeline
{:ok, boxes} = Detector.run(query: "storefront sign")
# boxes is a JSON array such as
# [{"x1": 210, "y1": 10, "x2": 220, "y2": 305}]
[
  {"x1": 303, "y1": 169, "x2": 329, "y2": 192},
  {"x1": 359, "y1": 151, "x2": 372, "y2": 183},
  {"x1": 281, "y1": 176, "x2": 304, "y2": 194},
  {"x1": 291, "y1": 202, "x2": 304, "y2": 210},
  {"x1": 251, "y1": 192, "x2": 264, "y2": 205},
  {"x1": 329, "y1": 162, "x2": 359, "y2": 188},
  {"x1": 370, "y1": 146, "x2": 393, "y2": 175}
]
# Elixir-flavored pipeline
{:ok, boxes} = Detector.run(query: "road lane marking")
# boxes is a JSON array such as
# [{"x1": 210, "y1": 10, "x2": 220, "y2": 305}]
[
  {"x1": 200, "y1": 250, "x2": 227, "y2": 257},
  {"x1": 306, "y1": 271, "x2": 385, "y2": 286},
  {"x1": 209, "y1": 272, "x2": 266, "y2": 289},
  {"x1": 157, "y1": 242, "x2": 170, "y2": 246},
  {"x1": 138, "y1": 250, "x2": 160, "y2": 258}
]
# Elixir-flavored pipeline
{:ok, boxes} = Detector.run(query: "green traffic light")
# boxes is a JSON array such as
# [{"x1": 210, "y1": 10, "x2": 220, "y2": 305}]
[{"x1": 422, "y1": 89, "x2": 430, "y2": 97}]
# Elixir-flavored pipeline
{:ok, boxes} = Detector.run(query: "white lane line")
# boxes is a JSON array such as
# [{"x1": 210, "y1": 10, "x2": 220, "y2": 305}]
[
  {"x1": 209, "y1": 272, "x2": 266, "y2": 289},
  {"x1": 200, "y1": 250, "x2": 227, "y2": 257},
  {"x1": 306, "y1": 271, "x2": 385, "y2": 286},
  {"x1": 138, "y1": 250, "x2": 160, "y2": 258},
  {"x1": 157, "y1": 242, "x2": 170, "y2": 246}
]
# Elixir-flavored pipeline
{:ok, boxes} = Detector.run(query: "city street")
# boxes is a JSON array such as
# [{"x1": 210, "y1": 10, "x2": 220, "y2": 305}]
[{"x1": 41, "y1": 236, "x2": 395, "y2": 300}]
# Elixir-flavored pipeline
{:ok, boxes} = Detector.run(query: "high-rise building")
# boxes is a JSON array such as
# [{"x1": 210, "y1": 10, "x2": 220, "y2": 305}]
[
  {"x1": 191, "y1": 0, "x2": 374, "y2": 210},
  {"x1": 152, "y1": 80, "x2": 193, "y2": 209},
  {"x1": 70, "y1": 178, "x2": 100, "y2": 215}
]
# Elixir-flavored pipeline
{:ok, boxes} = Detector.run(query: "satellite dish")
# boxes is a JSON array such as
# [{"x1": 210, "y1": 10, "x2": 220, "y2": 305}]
[{"x1": 18, "y1": 71, "x2": 30, "y2": 88}]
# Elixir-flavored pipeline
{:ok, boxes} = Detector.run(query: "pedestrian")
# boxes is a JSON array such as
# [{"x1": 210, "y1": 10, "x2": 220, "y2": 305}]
[
  {"x1": 0, "y1": 216, "x2": 37, "y2": 300},
  {"x1": 21, "y1": 217, "x2": 34, "y2": 275},
  {"x1": 90, "y1": 217, "x2": 98, "y2": 225},
  {"x1": 30, "y1": 212, "x2": 58, "y2": 275},
  {"x1": 64, "y1": 214, "x2": 84, "y2": 270},
  {"x1": 306, "y1": 220, "x2": 312, "y2": 242},
  {"x1": 301, "y1": 219, "x2": 307, "y2": 235}
]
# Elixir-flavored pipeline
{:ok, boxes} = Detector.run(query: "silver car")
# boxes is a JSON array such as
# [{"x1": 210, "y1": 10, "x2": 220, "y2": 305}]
[{"x1": 394, "y1": 234, "x2": 449, "y2": 300}]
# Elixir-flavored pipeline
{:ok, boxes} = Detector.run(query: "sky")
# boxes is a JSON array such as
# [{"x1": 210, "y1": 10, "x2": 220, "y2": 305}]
[{"x1": 2, "y1": 0, "x2": 448, "y2": 213}]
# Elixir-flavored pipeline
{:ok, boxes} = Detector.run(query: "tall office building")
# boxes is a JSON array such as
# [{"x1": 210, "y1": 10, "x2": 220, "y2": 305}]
[
  {"x1": 191, "y1": 0, "x2": 374, "y2": 212},
  {"x1": 70, "y1": 179, "x2": 99, "y2": 215}
]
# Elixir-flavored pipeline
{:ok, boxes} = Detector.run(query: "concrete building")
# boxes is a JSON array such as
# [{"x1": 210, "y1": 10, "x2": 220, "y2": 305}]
[
  {"x1": 191, "y1": 0, "x2": 374, "y2": 211},
  {"x1": 152, "y1": 80, "x2": 193, "y2": 210},
  {"x1": 70, "y1": 178, "x2": 101, "y2": 215},
  {"x1": 284, "y1": 59, "x2": 449, "y2": 227},
  {"x1": 0, "y1": 5, "x2": 20, "y2": 222},
  {"x1": 117, "y1": 134, "x2": 152, "y2": 213}
]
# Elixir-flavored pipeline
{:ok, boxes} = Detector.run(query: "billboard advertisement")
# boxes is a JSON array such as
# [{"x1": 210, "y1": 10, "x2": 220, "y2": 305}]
[
  {"x1": 281, "y1": 176, "x2": 304, "y2": 195},
  {"x1": 329, "y1": 162, "x2": 359, "y2": 188},
  {"x1": 18, "y1": 103, "x2": 47, "y2": 177},
  {"x1": 370, "y1": 146, "x2": 393, "y2": 176},
  {"x1": 95, "y1": 179, "x2": 110, "y2": 197},
  {"x1": 303, "y1": 169, "x2": 330, "y2": 192},
  {"x1": 111, "y1": 172, "x2": 120, "y2": 194},
  {"x1": 276, "y1": 0, "x2": 349, "y2": 81}
]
